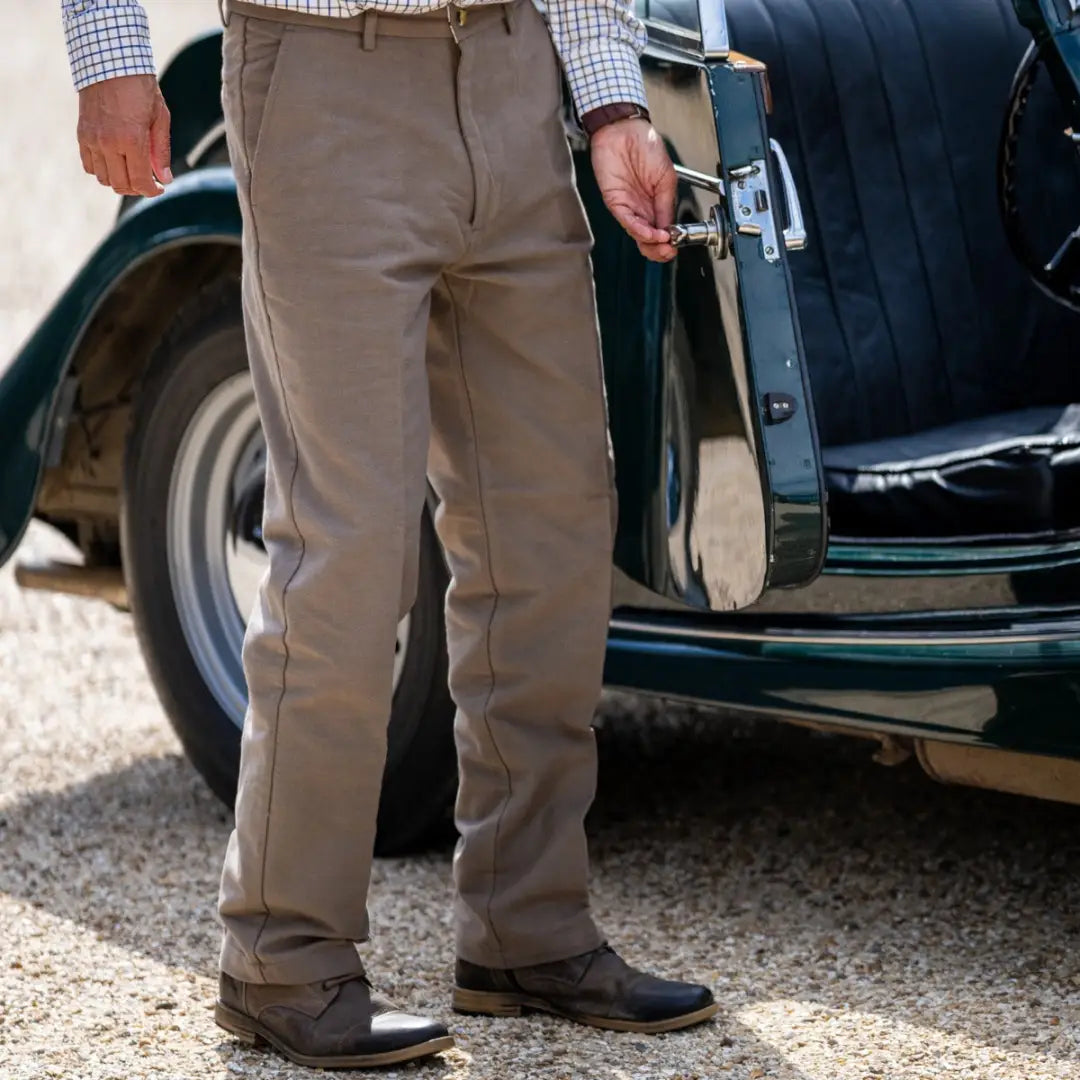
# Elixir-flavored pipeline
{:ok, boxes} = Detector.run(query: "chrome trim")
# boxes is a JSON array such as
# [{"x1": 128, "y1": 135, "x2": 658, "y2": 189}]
[
  {"x1": 645, "y1": 18, "x2": 703, "y2": 49},
  {"x1": 668, "y1": 204, "x2": 727, "y2": 253},
  {"x1": 699, "y1": 0, "x2": 730, "y2": 58},
  {"x1": 673, "y1": 163, "x2": 726, "y2": 195},
  {"x1": 609, "y1": 615, "x2": 1080, "y2": 649},
  {"x1": 185, "y1": 120, "x2": 228, "y2": 170},
  {"x1": 769, "y1": 138, "x2": 807, "y2": 252}
]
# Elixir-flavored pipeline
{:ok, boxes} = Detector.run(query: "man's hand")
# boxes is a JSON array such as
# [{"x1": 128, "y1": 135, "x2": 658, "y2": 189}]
[
  {"x1": 590, "y1": 118, "x2": 676, "y2": 263},
  {"x1": 78, "y1": 74, "x2": 172, "y2": 198}
]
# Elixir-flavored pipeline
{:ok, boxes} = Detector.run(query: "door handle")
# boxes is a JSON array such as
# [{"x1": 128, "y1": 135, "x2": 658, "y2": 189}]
[
  {"x1": 667, "y1": 204, "x2": 727, "y2": 254},
  {"x1": 769, "y1": 138, "x2": 807, "y2": 252},
  {"x1": 672, "y1": 164, "x2": 726, "y2": 196},
  {"x1": 668, "y1": 165, "x2": 728, "y2": 255}
]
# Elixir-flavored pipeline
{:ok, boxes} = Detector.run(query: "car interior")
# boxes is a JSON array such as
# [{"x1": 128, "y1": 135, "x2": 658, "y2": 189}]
[{"x1": 654, "y1": 0, "x2": 1080, "y2": 542}]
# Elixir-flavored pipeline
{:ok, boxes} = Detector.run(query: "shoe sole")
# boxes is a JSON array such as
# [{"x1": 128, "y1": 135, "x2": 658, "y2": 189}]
[
  {"x1": 215, "y1": 1002, "x2": 455, "y2": 1068},
  {"x1": 451, "y1": 987, "x2": 719, "y2": 1034}
]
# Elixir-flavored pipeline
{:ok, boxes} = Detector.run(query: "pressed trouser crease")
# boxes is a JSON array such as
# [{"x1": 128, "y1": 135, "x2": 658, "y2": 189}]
[
  {"x1": 217, "y1": 0, "x2": 616, "y2": 983},
  {"x1": 442, "y1": 277, "x2": 511, "y2": 963},
  {"x1": 234, "y1": 15, "x2": 308, "y2": 980}
]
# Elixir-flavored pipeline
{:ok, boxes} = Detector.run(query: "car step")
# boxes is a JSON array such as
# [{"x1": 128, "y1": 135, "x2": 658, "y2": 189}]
[{"x1": 14, "y1": 559, "x2": 128, "y2": 610}]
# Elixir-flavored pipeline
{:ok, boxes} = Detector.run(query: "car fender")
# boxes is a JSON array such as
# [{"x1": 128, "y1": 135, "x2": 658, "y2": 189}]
[
  {"x1": 159, "y1": 30, "x2": 226, "y2": 173},
  {"x1": 0, "y1": 166, "x2": 242, "y2": 568}
]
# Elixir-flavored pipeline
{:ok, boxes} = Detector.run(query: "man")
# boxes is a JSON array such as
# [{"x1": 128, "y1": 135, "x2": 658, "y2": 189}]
[{"x1": 63, "y1": 0, "x2": 717, "y2": 1068}]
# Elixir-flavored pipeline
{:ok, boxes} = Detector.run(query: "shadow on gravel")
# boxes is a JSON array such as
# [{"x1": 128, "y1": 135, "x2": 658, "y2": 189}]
[
  {"x1": 0, "y1": 752, "x2": 230, "y2": 976},
  {"x1": 2, "y1": 701, "x2": 1079, "y2": 1070}
]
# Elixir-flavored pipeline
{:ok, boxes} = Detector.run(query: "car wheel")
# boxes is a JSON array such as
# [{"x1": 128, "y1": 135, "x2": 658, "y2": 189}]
[{"x1": 121, "y1": 276, "x2": 457, "y2": 855}]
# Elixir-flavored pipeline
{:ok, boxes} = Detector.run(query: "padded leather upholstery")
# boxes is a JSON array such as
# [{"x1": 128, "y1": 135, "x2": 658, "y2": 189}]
[
  {"x1": 825, "y1": 406, "x2": 1080, "y2": 537},
  {"x1": 723, "y1": 0, "x2": 1080, "y2": 536}
]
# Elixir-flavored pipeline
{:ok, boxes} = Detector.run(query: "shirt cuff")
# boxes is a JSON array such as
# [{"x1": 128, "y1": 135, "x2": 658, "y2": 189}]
[
  {"x1": 64, "y1": 3, "x2": 156, "y2": 92},
  {"x1": 562, "y1": 39, "x2": 649, "y2": 117}
]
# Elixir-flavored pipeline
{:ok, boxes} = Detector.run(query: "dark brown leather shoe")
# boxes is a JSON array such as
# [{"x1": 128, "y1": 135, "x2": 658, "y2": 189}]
[
  {"x1": 216, "y1": 971, "x2": 454, "y2": 1068},
  {"x1": 453, "y1": 945, "x2": 718, "y2": 1034}
]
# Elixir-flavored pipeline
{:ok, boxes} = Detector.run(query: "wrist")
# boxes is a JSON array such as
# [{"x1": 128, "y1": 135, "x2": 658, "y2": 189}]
[{"x1": 580, "y1": 103, "x2": 651, "y2": 138}]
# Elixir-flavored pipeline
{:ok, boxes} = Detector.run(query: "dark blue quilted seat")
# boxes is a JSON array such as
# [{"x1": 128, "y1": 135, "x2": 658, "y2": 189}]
[{"x1": 725, "y1": 0, "x2": 1080, "y2": 537}]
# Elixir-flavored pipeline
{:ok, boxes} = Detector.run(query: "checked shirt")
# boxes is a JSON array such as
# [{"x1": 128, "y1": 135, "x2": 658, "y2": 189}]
[{"x1": 61, "y1": 0, "x2": 648, "y2": 116}]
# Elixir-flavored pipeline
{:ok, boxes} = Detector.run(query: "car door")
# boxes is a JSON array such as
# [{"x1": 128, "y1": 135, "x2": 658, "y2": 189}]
[{"x1": 580, "y1": 0, "x2": 827, "y2": 612}]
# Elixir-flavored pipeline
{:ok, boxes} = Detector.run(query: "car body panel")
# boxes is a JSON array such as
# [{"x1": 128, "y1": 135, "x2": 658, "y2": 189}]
[
  {"x1": 605, "y1": 610, "x2": 1080, "y2": 759},
  {"x1": 159, "y1": 30, "x2": 230, "y2": 172}
]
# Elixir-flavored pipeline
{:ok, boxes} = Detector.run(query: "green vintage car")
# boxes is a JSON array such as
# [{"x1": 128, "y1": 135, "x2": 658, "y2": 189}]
[{"x1": 4, "y1": 0, "x2": 1080, "y2": 853}]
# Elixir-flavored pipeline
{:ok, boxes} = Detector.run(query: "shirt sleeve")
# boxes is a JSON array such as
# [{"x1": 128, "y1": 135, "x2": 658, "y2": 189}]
[
  {"x1": 61, "y1": 0, "x2": 156, "y2": 92},
  {"x1": 545, "y1": 0, "x2": 649, "y2": 117}
]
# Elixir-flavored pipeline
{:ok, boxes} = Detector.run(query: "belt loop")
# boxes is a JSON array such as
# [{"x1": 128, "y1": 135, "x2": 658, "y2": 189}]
[
  {"x1": 502, "y1": 1, "x2": 513, "y2": 33},
  {"x1": 218, "y1": 0, "x2": 231, "y2": 27},
  {"x1": 362, "y1": 10, "x2": 377, "y2": 50}
]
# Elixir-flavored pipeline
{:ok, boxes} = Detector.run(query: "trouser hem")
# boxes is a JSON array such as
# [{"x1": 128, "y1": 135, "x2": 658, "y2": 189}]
[
  {"x1": 456, "y1": 924, "x2": 605, "y2": 971},
  {"x1": 219, "y1": 936, "x2": 365, "y2": 985}
]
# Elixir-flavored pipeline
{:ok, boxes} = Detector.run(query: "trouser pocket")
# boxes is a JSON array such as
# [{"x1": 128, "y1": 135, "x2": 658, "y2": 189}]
[{"x1": 221, "y1": 16, "x2": 291, "y2": 200}]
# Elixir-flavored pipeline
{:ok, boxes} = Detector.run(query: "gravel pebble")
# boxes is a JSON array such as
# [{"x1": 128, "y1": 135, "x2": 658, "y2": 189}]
[{"x1": 4, "y1": 5, "x2": 1080, "y2": 1079}]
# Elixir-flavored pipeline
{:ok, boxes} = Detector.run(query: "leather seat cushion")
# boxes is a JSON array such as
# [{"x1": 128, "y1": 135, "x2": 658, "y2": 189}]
[{"x1": 824, "y1": 406, "x2": 1080, "y2": 537}]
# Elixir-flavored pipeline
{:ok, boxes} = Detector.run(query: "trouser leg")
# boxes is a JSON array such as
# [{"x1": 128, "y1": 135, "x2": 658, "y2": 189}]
[
  {"x1": 426, "y1": 1, "x2": 617, "y2": 968},
  {"x1": 216, "y1": 15, "x2": 470, "y2": 984}
]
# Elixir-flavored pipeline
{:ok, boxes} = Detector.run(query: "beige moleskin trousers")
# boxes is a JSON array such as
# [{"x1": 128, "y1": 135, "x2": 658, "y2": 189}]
[{"x1": 217, "y1": 0, "x2": 616, "y2": 984}]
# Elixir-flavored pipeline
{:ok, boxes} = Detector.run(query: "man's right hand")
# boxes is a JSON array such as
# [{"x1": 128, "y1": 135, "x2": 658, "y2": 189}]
[{"x1": 77, "y1": 74, "x2": 172, "y2": 198}]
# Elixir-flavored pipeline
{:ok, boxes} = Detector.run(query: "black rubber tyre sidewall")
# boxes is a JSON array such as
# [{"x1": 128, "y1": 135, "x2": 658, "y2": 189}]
[{"x1": 121, "y1": 277, "x2": 457, "y2": 855}]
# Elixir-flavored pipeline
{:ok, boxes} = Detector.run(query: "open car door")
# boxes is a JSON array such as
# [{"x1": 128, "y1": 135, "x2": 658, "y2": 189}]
[{"x1": 583, "y1": 0, "x2": 827, "y2": 611}]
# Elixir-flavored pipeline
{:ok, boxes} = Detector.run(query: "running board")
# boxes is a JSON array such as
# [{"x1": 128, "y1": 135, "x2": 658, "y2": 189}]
[{"x1": 14, "y1": 559, "x2": 128, "y2": 610}]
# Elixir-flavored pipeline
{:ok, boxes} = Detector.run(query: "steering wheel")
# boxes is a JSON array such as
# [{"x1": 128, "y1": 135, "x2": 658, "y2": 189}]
[{"x1": 999, "y1": 40, "x2": 1080, "y2": 314}]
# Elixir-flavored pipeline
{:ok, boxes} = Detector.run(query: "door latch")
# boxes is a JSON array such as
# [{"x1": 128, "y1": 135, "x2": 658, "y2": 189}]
[
  {"x1": 729, "y1": 139, "x2": 807, "y2": 262},
  {"x1": 667, "y1": 139, "x2": 807, "y2": 263}
]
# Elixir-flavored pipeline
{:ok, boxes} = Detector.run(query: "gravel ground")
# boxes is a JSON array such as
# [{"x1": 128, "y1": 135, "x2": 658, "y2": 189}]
[{"x1": 4, "y1": 4, "x2": 1080, "y2": 1079}]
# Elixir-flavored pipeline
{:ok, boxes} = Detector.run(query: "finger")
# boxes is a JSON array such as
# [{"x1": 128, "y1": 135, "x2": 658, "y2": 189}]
[
  {"x1": 609, "y1": 202, "x2": 672, "y2": 246},
  {"x1": 637, "y1": 240, "x2": 677, "y2": 263},
  {"x1": 653, "y1": 165, "x2": 677, "y2": 231},
  {"x1": 90, "y1": 150, "x2": 111, "y2": 188},
  {"x1": 79, "y1": 144, "x2": 95, "y2": 176},
  {"x1": 149, "y1": 101, "x2": 173, "y2": 185},
  {"x1": 127, "y1": 137, "x2": 163, "y2": 198},
  {"x1": 105, "y1": 151, "x2": 135, "y2": 196}
]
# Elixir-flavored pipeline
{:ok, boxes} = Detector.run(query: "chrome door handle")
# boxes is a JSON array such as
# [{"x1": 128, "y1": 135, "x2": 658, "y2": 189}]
[
  {"x1": 667, "y1": 204, "x2": 727, "y2": 253},
  {"x1": 668, "y1": 166, "x2": 728, "y2": 254},
  {"x1": 769, "y1": 138, "x2": 807, "y2": 252},
  {"x1": 672, "y1": 164, "x2": 726, "y2": 196}
]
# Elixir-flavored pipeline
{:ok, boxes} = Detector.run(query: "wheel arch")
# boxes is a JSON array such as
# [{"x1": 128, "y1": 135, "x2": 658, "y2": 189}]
[
  {"x1": 0, "y1": 170, "x2": 242, "y2": 568},
  {"x1": 36, "y1": 242, "x2": 243, "y2": 565}
]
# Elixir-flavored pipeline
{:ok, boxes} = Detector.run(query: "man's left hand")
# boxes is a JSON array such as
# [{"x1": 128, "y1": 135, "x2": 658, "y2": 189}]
[{"x1": 591, "y1": 118, "x2": 677, "y2": 263}]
